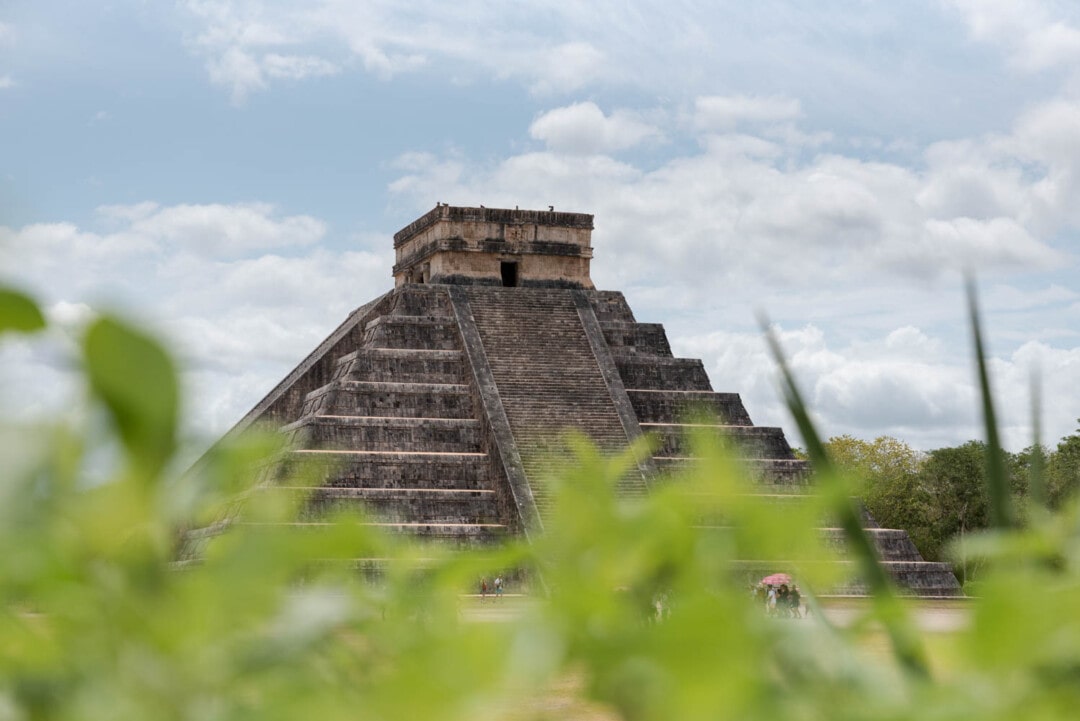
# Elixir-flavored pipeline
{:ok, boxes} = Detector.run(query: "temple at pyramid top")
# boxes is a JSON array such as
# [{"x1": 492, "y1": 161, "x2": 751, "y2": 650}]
[{"x1": 393, "y1": 204, "x2": 595, "y2": 288}]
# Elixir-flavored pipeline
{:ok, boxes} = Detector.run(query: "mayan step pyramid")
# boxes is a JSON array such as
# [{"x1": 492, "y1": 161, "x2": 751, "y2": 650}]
[{"x1": 222, "y1": 204, "x2": 960, "y2": 597}]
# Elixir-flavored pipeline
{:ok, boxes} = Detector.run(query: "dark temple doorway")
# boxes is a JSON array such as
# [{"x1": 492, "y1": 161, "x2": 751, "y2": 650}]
[{"x1": 501, "y1": 261, "x2": 518, "y2": 287}]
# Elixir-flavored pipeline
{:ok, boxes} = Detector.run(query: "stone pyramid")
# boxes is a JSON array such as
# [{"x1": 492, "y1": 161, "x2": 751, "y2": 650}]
[{"x1": 222, "y1": 204, "x2": 960, "y2": 597}]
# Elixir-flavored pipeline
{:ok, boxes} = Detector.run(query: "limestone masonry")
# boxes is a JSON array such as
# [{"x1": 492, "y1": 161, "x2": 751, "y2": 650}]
[{"x1": 223, "y1": 204, "x2": 960, "y2": 597}]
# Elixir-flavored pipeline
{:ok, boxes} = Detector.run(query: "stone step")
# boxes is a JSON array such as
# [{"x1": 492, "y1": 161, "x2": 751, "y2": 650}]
[
  {"x1": 614, "y1": 356, "x2": 712, "y2": 391},
  {"x1": 652, "y1": 456, "x2": 812, "y2": 488},
  {"x1": 639, "y1": 425, "x2": 803, "y2": 459},
  {"x1": 275, "y1": 450, "x2": 493, "y2": 490},
  {"x1": 362, "y1": 315, "x2": 460, "y2": 350},
  {"x1": 464, "y1": 287, "x2": 649, "y2": 511},
  {"x1": 303, "y1": 487, "x2": 496, "y2": 501},
  {"x1": 677, "y1": 491, "x2": 817, "y2": 520},
  {"x1": 331, "y1": 348, "x2": 465, "y2": 385},
  {"x1": 384, "y1": 285, "x2": 453, "y2": 317},
  {"x1": 642, "y1": 422, "x2": 799, "y2": 458},
  {"x1": 587, "y1": 291, "x2": 636, "y2": 324},
  {"x1": 627, "y1": 389, "x2": 754, "y2": 426},
  {"x1": 302, "y1": 380, "x2": 475, "y2": 419},
  {"x1": 283, "y1": 415, "x2": 482, "y2": 453},
  {"x1": 301, "y1": 488, "x2": 502, "y2": 525},
  {"x1": 695, "y1": 526, "x2": 929, "y2": 564},
  {"x1": 599, "y1": 321, "x2": 673, "y2": 356},
  {"x1": 819, "y1": 527, "x2": 925, "y2": 562},
  {"x1": 834, "y1": 562, "x2": 964, "y2": 597},
  {"x1": 742, "y1": 458, "x2": 813, "y2": 485},
  {"x1": 362, "y1": 522, "x2": 510, "y2": 543},
  {"x1": 729, "y1": 560, "x2": 963, "y2": 597},
  {"x1": 242, "y1": 521, "x2": 510, "y2": 546}
]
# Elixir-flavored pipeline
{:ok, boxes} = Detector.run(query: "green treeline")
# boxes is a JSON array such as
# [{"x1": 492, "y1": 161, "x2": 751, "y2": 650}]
[{"x1": 823, "y1": 428, "x2": 1080, "y2": 584}]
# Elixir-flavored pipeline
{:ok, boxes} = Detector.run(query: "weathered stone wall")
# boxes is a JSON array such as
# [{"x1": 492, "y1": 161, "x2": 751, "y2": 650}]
[
  {"x1": 419, "y1": 250, "x2": 593, "y2": 288},
  {"x1": 600, "y1": 322, "x2": 673, "y2": 356}
]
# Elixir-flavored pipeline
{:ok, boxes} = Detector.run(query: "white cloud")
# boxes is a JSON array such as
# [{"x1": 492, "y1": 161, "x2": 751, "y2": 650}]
[
  {"x1": 529, "y1": 102, "x2": 661, "y2": 155},
  {"x1": 81, "y1": 201, "x2": 325, "y2": 260},
  {"x1": 127, "y1": 202, "x2": 325, "y2": 257},
  {"x1": 207, "y1": 46, "x2": 266, "y2": 103},
  {"x1": 918, "y1": 217, "x2": 1058, "y2": 269},
  {"x1": 693, "y1": 95, "x2": 802, "y2": 132},
  {"x1": 675, "y1": 319, "x2": 1079, "y2": 452},
  {"x1": 884, "y1": 326, "x2": 940, "y2": 356},
  {"x1": 0, "y1": 203, "x2": 335, "y2": 305},
  {"x1": 0, "y1": 75, "x2": 13, "y2": 89},
  {"x1": 527, "y1": 41, "x2": 605, "y2": 95},
  {"x1": 262, "y1": 53, "x2": 340, "y2": 80},
  {"x1": 174, "y1": 2, "x2": 690, "y2": 100},
  {"x1": 947, "y1": 0, "x2": 1080, "y2": 71},
  {"x1": 675, "y1": 324, "x2": 973, "y2": 449},
  {"x1": 45, "y1": 301, "x2": 94, "y2": 329},
  {"x1": 389, "y1": 97, "x2": 1075, "y2": 287},
  {"x1": 0, "y1": 203, "x2": 392, "y2": 439}
]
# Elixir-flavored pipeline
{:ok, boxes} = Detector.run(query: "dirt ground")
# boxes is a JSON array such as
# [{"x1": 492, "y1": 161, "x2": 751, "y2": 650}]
[
  {"x1": 461, "y1": 594, "x2": 972, "y2": 632},
  {"x1": 817, "y1": 596, "x2": 972, "y2": 632}
]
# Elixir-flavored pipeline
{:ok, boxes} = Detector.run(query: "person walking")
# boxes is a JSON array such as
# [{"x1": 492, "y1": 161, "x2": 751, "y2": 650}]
[
  {"x1": 494, "y1": 575, "x2": 503, "y2": 599},
  {"x1": 480, "y1": 577, "x2": 489, "y2": 603}
]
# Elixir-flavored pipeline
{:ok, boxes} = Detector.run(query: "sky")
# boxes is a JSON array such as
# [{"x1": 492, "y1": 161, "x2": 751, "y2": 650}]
[{"x1": 1, "y1": 0, "x2": 1079, "y2": 457}]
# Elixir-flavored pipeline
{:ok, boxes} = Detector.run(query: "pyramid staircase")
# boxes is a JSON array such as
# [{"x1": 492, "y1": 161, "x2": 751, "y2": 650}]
[
  {"x1": 460, "y1": 287, "x2": 650, "y2": 519},
  {"x1": 270, "y1": 286, "x2": 511, "y2": 546}
]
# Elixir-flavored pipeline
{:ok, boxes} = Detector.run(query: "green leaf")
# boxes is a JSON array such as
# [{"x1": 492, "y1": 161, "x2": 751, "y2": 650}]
[
  {"x1": 0, "y1": 287, "x2": 46, "y2": 334},
  {"x1": 83, "y1": 315, "x2": 178, "y2": 479}
]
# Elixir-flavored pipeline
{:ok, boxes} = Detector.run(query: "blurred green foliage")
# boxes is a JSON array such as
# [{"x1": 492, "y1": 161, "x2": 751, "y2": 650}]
[{"x1": 3, "y1": 285, "x2": 1080, "y2": 720}]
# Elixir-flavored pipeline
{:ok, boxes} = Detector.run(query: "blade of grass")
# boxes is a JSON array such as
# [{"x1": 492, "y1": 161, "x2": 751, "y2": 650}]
[
  {"x1": 759, "y1": 313, "x2": 930, "y2": 680},
  {"x1": 966, "y1": 278, "x2": 1014, "y2": 529},
  {"x1": 1029, "y1": 368, "x2": 1047, "y2": 510}
]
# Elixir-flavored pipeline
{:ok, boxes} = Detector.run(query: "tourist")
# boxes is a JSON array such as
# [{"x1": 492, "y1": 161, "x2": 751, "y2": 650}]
[
  {"x1": 494, "y1": 575, "x2": 503, "y2": 599},
  {"x1": 480, "y1": 577, "x2": 489, "y2": 603},
  {"x1": 789, "y1": 585, "x2": 802, "y2": 618},
  {"x1": 778, "y1": 585, "x2": 790, "y2": 617},
  {"x1": 766, "y1": 585, "x2": 777, "y2": 615}
]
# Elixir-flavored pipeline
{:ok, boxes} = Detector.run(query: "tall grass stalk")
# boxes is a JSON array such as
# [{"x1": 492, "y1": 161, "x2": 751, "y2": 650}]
[{"x1": 966, "y1": 277, "x2": 1014, "y2": 529}]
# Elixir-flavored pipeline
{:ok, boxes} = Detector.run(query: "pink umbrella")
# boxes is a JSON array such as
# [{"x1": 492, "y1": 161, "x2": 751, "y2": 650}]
[{"x1": 760, "y1": 573, "x2": 792, "y2": 586}]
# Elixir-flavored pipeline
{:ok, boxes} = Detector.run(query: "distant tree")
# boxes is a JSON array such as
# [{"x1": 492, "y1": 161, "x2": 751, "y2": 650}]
[
  {"x1": 1012, "y1": 443, "x2": 1047, "y2": 522},
  {"x1": 1047, "y1": 421, "x2": 1080, "y2": 508},
  {"x1": 918, "y1": 442, "x2": 989, "y2": 577},
  {"x1": 916, "y1": 441, "x2": 1025, "y2": 583},
  {"x1": 824, "y1": 434, "x2": 1035, "y2": 586},
  {"x1": 823, "y1": 435, "x2": 932, "y2": 556}
]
